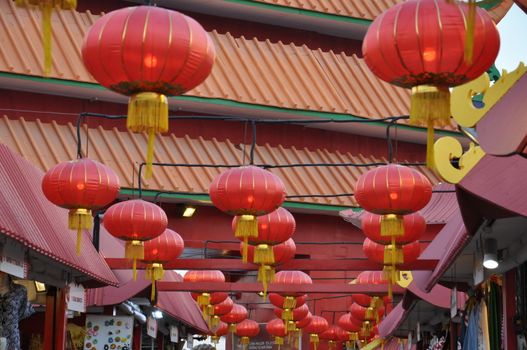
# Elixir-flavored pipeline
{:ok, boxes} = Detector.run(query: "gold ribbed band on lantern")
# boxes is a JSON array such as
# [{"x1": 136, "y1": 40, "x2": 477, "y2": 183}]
[
  {"x1": 240, "y1": 336, "x2": 251, "y2": 350},
  {"x1": 310, "y1": 334, "x2": 320, "y2": 350},
  {"x1": 410, "y1": 85, "x2": 451, "y2": 169},
  {"x1": 145, "y1": 263, "x2": 164, "y2": 301},
  {"x1": 68, "y1": 208, "x2": 92, "y2": 255},
  {"x1": 257, "y1": 264, "x2": 275, "y2": 297},
  {"x1": 380, "y1": 214, "x2": 404, "y2": 237},
  {"x1": 236, "y1": 215, "x2": 259, "y2": 262},
  {"x1": 127, "y1": 92, "x2": 169, "y2": 179},
  {"x1": 125, "y1": 240, "x2": 144, "y2": 281},
  {"x1": 15, "y1": 0, "x2": 77, "y2": 75}
]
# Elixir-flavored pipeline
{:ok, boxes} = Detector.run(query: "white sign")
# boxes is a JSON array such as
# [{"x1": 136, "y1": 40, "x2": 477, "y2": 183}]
[
  {"x1": 67, "y1": 283, "x2": 86, "y2": 313},
  {"x1": 186, "y1": 334, "x2": 194, "y2": 350},
  {"x1": 170, "y1": 326, "x2": 179, "y2": 343},
  {"x1": 473, "y1": 255, "x2": 485, "y2": 286},
  {"x1": 147, "y1": 316, "x2": 157, "y2": 339},
  {"x1": 0, "y1": 252, "x2": 27, "y2": 279},
  {"x1": 84, "y1": 315, "x2": 133, "y2": 350},
  {"x1": 450, "y1": 285, "x2": 458, "y2": 319}
]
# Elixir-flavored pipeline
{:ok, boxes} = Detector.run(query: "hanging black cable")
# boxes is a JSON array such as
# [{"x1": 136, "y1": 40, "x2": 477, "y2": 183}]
[{"x1": 249, "y1": 120, "x2": 256, "y2": 165}]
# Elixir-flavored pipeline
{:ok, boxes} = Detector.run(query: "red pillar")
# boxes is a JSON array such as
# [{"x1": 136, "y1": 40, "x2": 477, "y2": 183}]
[
  {"x1": 133, "y1": 323, "x2": 142, "y2": 350},
  {"x1": 502, "y1": 269, "x2": 517, "y2": 349},
  {"x1": 43, "y1": 287, "x2": 68, "y2": 350}
]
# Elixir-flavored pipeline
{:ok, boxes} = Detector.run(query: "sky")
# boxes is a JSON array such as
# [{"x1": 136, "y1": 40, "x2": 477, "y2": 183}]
[{"x1": 495, "y1": 4, "x2": 527, "y2": 72}]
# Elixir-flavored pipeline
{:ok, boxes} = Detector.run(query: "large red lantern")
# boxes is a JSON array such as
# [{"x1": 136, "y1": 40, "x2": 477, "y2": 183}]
[
  {"x1": 42, "y1": 158, "x2": 120, "y2": 254},
  {"x1": 184, "y1": 270, "x2": 227, "y2": 318},
  {"x1": 273, "y1": 270, "x2": 312, "y2": 311},
  {"x1": 210, "y1": 321, "x2": 228, "y2": 344},
  {"x1": 143, "y1": 228, "x2": 184, "y2": 300},
  {"x1": 266, "y1": 318, "x2": 287, "y2": 348},
  {"x1": 304, "y1": 316, "x2": 329, "y2": 350},
  {"x1": 363, "y1": 238, "x2": 421, "y2": 266},
  {"x1": 82, "y1": 6, "x2": 215, "y2": 178},
  {"x1": 244, "y1": 237, "x2": 297, "y2": 296},
  {"x1": 320, "y1": 325, "x2": 341, "y2": 350},
  {"x1": 103, "y1": 199, "x2": 167, "y2": 278},
  {"x1": 362, "y1": 212, "x2": 426, "y2": 245},
  {"x1": 220, "y1": 303, "x2": 248, "y2": 332},
  {"x1": 210, "y1": 297, "x2": 234, "y2": 329},
  {"x1": 236, "y1": 319, "x2": 260, "y2": 350},
  {"x1": 210, "y1": 166, "x2": 286, "y2": 261},
  {"x1": 362, "y1": 0, "x2": 500, "y2": 166}
]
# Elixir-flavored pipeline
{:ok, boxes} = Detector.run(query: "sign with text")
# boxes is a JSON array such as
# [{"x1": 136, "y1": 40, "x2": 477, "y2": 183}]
[
  {"x1": 0, "y1": 241, "x2": 27, "y2": 278},
  {"x1": 67, "y1": 283, "x2": 86, "y2": 313},
  {"x1": 170, "y1": 326, "x2": 179, "y2": 343},
  {"x1": 147, "y1": 316, "x2": 158, "y2": 338}
]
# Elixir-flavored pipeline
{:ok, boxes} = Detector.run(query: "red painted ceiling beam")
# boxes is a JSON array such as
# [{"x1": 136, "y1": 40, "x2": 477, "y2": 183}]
[
  {"x1": 105, "y1": 258, "x2": 437, "y2": 271},
  {"x1": 156, "y1": 281, "x2": 405, "y2": 294}
]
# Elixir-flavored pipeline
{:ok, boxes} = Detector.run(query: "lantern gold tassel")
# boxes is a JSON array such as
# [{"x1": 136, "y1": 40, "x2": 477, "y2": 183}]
[
  {"x1": 410, "y1": 85, "x2": 451, "y2": 169},
  {"x1": 68, "y1": 208, "x2": 92, "y2": 255},
  {"x1": 257, "y1": 265, "x2": 275, "y2": 297},
  {"x1": 241, "y1": 336, "x2": 250, "y2": 350},
  {"x1": 275, "y1": 336, "x2": 284, "y2": 350},
  {"x1": 282, "y1": 309, "x2": 293, "y2": 323},
  {"x1": 310, "y1": 334, "x2": 319, "y2": 350},
  {"x1": 125, "y1": 240, "x2": 144, "y2": 281},
  {"x1": 236, "y1": 215, "x2": 259, "y2": 262},
  {"x1": 380, "y1": 214, "x2": 404, "y2": 237},
  {"x1": 146, "y1": 263, "x2": 164, "y2": 301},
  {"x1": 127, "y1": 92, "x2": 169, "y2": 179},
  {"x1": 283, "y1": 296, "x2": 297, "y2": 310},
  {"x1": 210, "y1": 315, "x2": 220, "y2": 329},
  {"x1": 211, "y1": 336, "x2": 220, "y2": 344},
  {"x1": 254, "y1": 244, "x2": 275, "y2": 265},
  {"x1": 228, "y1": 323, "x2": 237, "y2": 333},
  {"x1": 286, "y1": 321, "x2": 296, "y2": 332}
]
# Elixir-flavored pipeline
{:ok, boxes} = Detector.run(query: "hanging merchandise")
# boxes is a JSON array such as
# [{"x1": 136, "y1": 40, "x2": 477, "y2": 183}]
[
  {"x1": 304, "y1": 316, "x2": 329, "y2": 350},
  {"x1": 142, "y1": 228, "x2": 184, "y2": 300},
  {"x1": 82, "y1": 6, "x2": 215, "y2": 178},
  {"x1": 362, "y1": 0, "x2": 500, "y2": 167},
  {"x1": 266, "y1": 318, "x2": 287, "y2": 350},
  {"x1": 209, "y1": 166, "x2": 286, "y2": 262},
  {"x1": 103, "y1": 199, "x2": 167, "y2": 279},
  {"x1": 220, "y1": 303, "x2": 248, "y2": 333},
  {"x1": 184, "y1": 270, "x2": 228, "y2": 320},
  {"x1": 236, "y1": 319, "x2": 260, "y2": 350},
  {"x1": 42, "y1": 158, "x2": 120, "y2": 254}
]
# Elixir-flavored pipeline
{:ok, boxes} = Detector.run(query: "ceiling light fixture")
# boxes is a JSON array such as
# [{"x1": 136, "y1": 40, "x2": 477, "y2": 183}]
[
  {"x1": 483, "y1": 238, "x2": 499, "y2": 269},
  {"x1": 152, "y1": 310, "x2": 163, "y2": 319},
  {"x1": 182, "y1": 206, "x2": 196, "y2": 218}
]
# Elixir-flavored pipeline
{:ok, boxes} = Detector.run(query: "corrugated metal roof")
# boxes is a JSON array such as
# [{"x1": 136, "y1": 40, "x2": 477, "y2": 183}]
[
  {"x1": 0, "y1": 0, "x2": 410, "y2": 119},
  {"x1": 0, "y1": 116, "x2": 440, "y2": 207},
  {"x1": 0, "y1": 143, "x2": 118, "y2": 286},
  {"x1": 252, "y1": 0, "x2": 513, "y2": 22},
  {"x1": 339, "y1": 183, "x2": 457, "y2": 225}
]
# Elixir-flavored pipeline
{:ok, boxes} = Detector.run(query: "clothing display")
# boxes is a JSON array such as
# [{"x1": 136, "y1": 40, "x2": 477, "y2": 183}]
[{"x1": 0, "y1": 282, "x2": 34, "y2": 349}]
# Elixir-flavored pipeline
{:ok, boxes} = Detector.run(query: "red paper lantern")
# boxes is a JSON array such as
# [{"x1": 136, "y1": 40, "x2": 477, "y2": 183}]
[
  {"x1": 337, "y1": 313, "x2": 360, "y2": 333},
  {"x1": 143, "y1": 228, "x2": 184, "y2": 300},
  {"x1": 236, "y1": 319, "x2": 260, "y2": 350},
  {"x1": 185, "y1": 270, "x2": 228, "y2": 318},
  {"x1": 274, "y1": 304, "x2": 309, "y2": 322},
  {"x1": 362, "y1": 0, "x2": 499, "y2": 166},
  {"x1": 296, "y1": 312, "x2": 313, "y2": 329},
  {"x1": 243, "y1": 238, "x2": 297, "y2": 296},
  {"x1": 42, "y1": 158, "x2": 120, "y2": 254},
  {"x1": 351, "y1": 295, "x2": 385, "y2": 311},
  {"x1": 363, "y1": 238, "x2": 421, "y2": 266},
  {"x1": 210, "y1": 166, "x2": 286, "y2": 262},
  {"x1": 209, "y1": 297, "x2": 234, "y2": 329},
  {"x1": 362, "y1": 212, "x2": 426, "y2": 244},
  {"x1": 210, "y1": 321, "x2": 228, "y2": 344},
  {"x1": 320, "y1": 325, "x2": 341, "y2": 350},
  {"x1": 82, "y1": 6, "x2": 215, "y2": 178},
  {"x1": 354, "y1": 271, "x2": 388, "y2": 285},
  {"x1": 103, "y1": 199, "x2": 167, "y2": 278},
  {"x1": 304, "y1": 316, "x2": 329, "y2": 350},
  {"x1": 273, "y1": 270, "x2": 312, "y2": 298},
  {"x1": 269, "y1": 293, "x2": 307, "y2": 309},
  {"x1": 266, "y1": 318, "x2": 287, "y2": 347},
  {"x1": 349, "y1": 303, "x2": 385, "y2": 323},
  {"x1": 335, "y1": 326, "x2": 359, "y2": 348}
]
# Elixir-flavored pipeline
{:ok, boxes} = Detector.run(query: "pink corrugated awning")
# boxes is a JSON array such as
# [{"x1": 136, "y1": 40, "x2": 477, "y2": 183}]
[{"x1": 0, "y1": 144, "x2": 118, "y2": 286}]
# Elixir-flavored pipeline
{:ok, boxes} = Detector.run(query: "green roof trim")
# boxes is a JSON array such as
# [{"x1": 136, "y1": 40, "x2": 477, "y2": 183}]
[
  {"x1": 223, "y1": 0, "x2": 372, "y2": 25},
  {"x1": 0, "y1": 71, "x2": 461, "y2": 137},
  {"x1": 119, "y1": 188, "x2": 360, "y2": 213}
]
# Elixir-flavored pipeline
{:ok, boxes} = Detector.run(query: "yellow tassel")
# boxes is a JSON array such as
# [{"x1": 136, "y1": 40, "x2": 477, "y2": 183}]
[
  {"x1": 241, "y1": 336, "x2": 250, "y2": 350},
  {"x1": 328, "y1": 340, "x2": 336, "y2": 350},
  {"x1": 210, "y1": 315, "x2": 220, "y2": 329},
  {"x1": 310, "y1": 334, "x2": 319, "y2": 350},
  {"x1": 465, "y1": 0, "x2": 476, "y2": 64},
  {"x1": 229, "y1": 323, "x2": 237, "y2": 333},
  {"x1": 235, "y1": 215, "x2": 259, "y2": 250},
  {"x1": 211, "y1": 336, "x2": 220, "y2": 344},
  {"x1": 125, "y1": 240, "x2": 144, "y2": 281},
  {"x1": 365, "y1": 307, "x2": 374, "y2": 321},
  {"x1": 286, "y1": 321, "x2": 296, "y2": 332},
  {"x1": 294, "y1": 330, "x2": 300, "y2": 348},
  {"x1": 197, "y1": 293, "x2": 210, "y2": 307},
  {"x1": 383, "y1": 245, "x2": 404, "y2": 265},
  {"x1": 257, "y1": 265, "x2": 275, "y2": 297},
  {"x1": 383, "y1": 266, "x2": 400, "y2": 300},
  {"x1": 282, "y1": 309, "x2": 293, "y2": 322},
  {"x1": 426, "y1": 119, "x2": 436, "y2": 170},
  {"x1": 349, "y1": 332, "x2": 358, "y2": 342},
  {"x1": 380, "y1": 214, "x2": 404, "y2": 237},
  {"x1": 283, "y1": 296, "x2": 297, "y2": 309},
  {"x1": 370, "y1": 296, "x2": 383, "y2": 309},
  {"x1": 68, "y1": 208, "x2": 92, "y2": 255},
  {"x1": 275, "y1": 337, "x2": 284, "y2": 346},
  {"x1": 146, "y1": 263, "x2": 164, "y2": 301},
  {"x1": 254, "y1": 244, "x2": 275, "y2": 265},
  {"x1": 206, "y1": 304, "x2": 215, "y2": 316},
  {"x1": 127, "y1": 92, "x2": 169, "y2": 179},
  {"x1": 243, "y1": 236, "x2": 249, "y2": 264}
]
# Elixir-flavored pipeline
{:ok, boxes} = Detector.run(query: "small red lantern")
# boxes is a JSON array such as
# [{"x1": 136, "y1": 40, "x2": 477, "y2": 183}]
[
  {"x1": 210, "y1": 321, "x2": 228, "y2": 344},
  {"x1": 320, "y1": 325, "x2": 341, "y2": 350},
  {"x1": 82, "y1": 6, "x2": 215, "y2": 178},
  {"x1": 352, "y1": 295, "x2": 384, "y2": 312},
  {"x1": 354, "y1": 271, "x2": 389, "y2": 285},
  {"x1": 103, "y1": 199, "x2": 167, "y2": 278},
  {"x1": 269, "y1": 293, "x2": 307, "y2": 309},
  {"x1": 42, "y1": 158, "x2": 120, "y2": 254},
  {"x1": 210, "y1": 297, "x2": 234, "y2": 329},
  {"x1": 266, "y1": 318, "x2": 287, "y2": 348},
  {"x1": 362, "y1": 212, "x2": 426, "y2": 245},
  {"x1": 335, "y1": 326, "x2": 359, "y2": 349},
  {"x1": 349, "y1": 315, "x2": 376, "y2": 339},
  {"x1": 244, "y1": 237, "x2": 297, "y2": 296},
  {"x1": 143, "y1": 228, "x2": 184, "y2": 300},
  {"x1": 337, "y1": 313, "x2": 360, "y2": 333},
  {"x1": 220, "y1": 303, "x2": 248, "y2": 332},
  {"x1": 273, "y1": 270, "x2": 312, "y2": 311},
  {"x1": 363, "y1": 238, "x2": 421, "y2": 266},
  {"x1": 296, "y1": 312, "x2": 313, "y2": 329},
  {"x1": 304, "y1": 316, "x2": 329, "y2": 350},
  {"x1": 363, "y1": 0, "x2": 500, "y2": 166},
  {"x1": 184, "y1": 270, "x2": 227, "y2": 318},
  {"x1": 274, "y1": 304, "x2": 309, "y2": 330},
  {"x1": 350, "y1": 303, "x2": 384, "y2": 323},
  {"x1": 210, "y1": 166, "x2": 286, "y2": 261},
  {"x1": 236, "y1": 319, "x2": 260, "y2": 350}
]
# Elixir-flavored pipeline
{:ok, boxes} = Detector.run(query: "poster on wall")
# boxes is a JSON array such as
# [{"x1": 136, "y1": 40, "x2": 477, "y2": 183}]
[{"x1": 83, "y1": 315, "x2": 134, "y2": 350}]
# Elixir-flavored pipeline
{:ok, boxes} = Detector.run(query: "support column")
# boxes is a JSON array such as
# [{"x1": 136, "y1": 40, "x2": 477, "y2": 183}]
[
  {"x1": 502, "y1": 269, "x2": 517, "y2": 349},
  {"x1": 43, "y1": 287, "x2": 68, "y2": 350}
]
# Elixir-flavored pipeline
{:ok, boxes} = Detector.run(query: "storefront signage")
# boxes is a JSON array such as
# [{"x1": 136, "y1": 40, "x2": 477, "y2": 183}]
[
  {"x1": 0, "y1": 241, "x2": 27, "y2": 278},
  {"x1": 67, "y1": 283, "x2": 86, "y2": 313},
  {"x1": 84, "y1": 315, "x2": 133, "y2": 350},
  {"x1": 147, "y1": 316, "x2": 158, "y2": 338},
  {"x1": 186, "y1": 334, "x2": 193, "y2": 349},
  {"x1": 170, "y1": 326, "x2": 179, "y2": 343}
]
